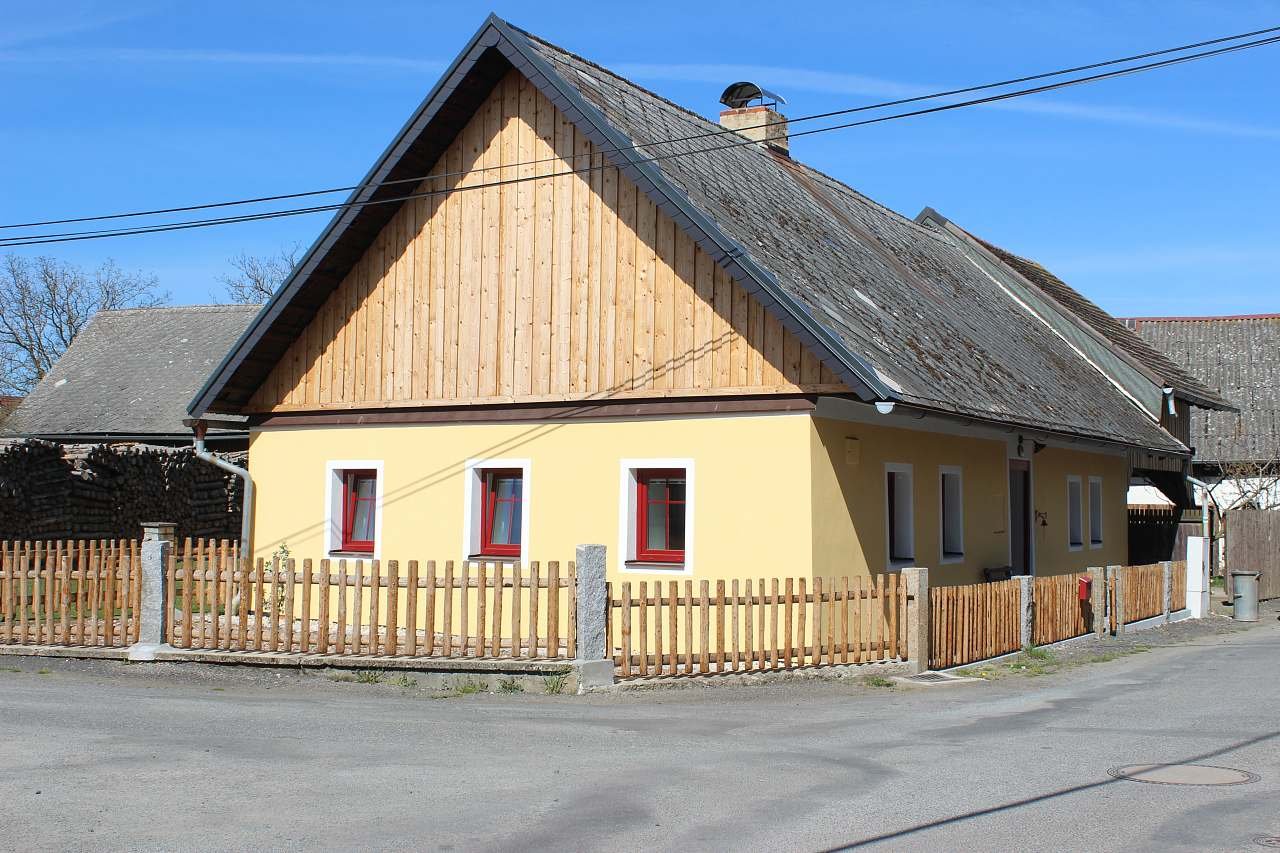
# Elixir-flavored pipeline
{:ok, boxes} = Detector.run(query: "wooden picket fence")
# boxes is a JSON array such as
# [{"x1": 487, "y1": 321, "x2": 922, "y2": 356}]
[
  {"x1": 166, "y1": 542, "x2": 575, "y2": 659},
  {"x1": 1122, "y1": 563, "x2": 1165, "y2": 623},
  {"x1": 0, "y1": 540, "x2": 142, "y2": 647},
  {"x1": 1033, "y1": 572, "x2": 1094, "y2": 646},
  {"x1": 928, "y1": 578, "x2": 1021, "y2": 669},
  {"x1": 607, "y1": 574, "x2": 909, "y2": 679},
  {"x1": 1169, "y1": 560, "x2": 1187, "y2": 610}
]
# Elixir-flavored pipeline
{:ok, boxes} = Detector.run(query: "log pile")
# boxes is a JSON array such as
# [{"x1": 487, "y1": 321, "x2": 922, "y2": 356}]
[{"x1": 0, "y1": 439, "x2": 244, "y2": 542}]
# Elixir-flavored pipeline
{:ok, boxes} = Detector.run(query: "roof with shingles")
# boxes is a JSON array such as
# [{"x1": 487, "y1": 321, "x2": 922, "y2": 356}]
[
  {"x1": 968, "y1": 237, "x2": 1232, "y2": 409},
  {"x1": 191, "y1": 15, "x2": 1184, "y2": 454},
  {"x1": 1127, "y1": 315, "x2": 1280, "y2": 464},
  {"x1": 3, "y1": 305, "x2": 258, "y2": 439}
]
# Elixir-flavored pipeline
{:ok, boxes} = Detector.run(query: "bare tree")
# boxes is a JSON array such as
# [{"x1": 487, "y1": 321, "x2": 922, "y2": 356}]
[
  {"x1": 1207, "y1": 457, "x2": 1280, "y2": 511},
  {"x1": 219, "y1": 244, "x2": 302, "y2": 304},
  {"x1": 0, "y1": 254, "x2": 168, "y2": 396}
]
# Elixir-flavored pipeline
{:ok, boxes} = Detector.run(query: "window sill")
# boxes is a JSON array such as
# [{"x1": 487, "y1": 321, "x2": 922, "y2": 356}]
[
  {"x1": 624, "y1": 560, "x2": 687, "y2": 572},
  {"x1": 328, "y1": 550, "x2": 376, "y2": 559},
  {"x1": 1089, "y1": 542, "x2": 1103, "y2": 550},
  {"x1": 1068, "y1": 544, "x2": 1084, "y2": 552},
  {"x1": 887, "y1": 559, "x2": 915, "y2": 572},
  {"x1": 467, "y1": 554, "x2": 522, "y2": 564},
  {"x1": 940, "y1": 553, "x2": 965, "y2": 565}
]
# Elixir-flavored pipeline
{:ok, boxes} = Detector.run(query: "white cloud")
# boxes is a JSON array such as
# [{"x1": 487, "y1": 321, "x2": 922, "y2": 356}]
[
  {"x1": 613, "y1": 61, "x2": 1280, "y2": 140},
  {"x1": 0, "y1": 47, "x2": 445, "y2": 73}
]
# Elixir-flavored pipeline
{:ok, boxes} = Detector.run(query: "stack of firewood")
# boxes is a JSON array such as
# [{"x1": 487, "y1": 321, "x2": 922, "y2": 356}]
[{"x1": 0, "y1": 439, "x2": 245, "y2": 542}]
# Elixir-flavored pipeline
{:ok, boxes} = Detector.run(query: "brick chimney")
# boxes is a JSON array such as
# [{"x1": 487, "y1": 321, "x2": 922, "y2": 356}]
[{"x1": 719, "y1": 82, "x2": 789, "y2": 155}]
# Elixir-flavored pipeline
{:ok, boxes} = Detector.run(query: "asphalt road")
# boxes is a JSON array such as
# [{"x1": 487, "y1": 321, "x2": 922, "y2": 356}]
[{"x1": 1, "y1": 614, "x2": 1277, "y2": 852}]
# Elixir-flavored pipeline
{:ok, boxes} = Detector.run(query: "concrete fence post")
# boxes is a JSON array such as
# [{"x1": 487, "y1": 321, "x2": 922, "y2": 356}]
[
  {"x1": 1089, "y1": 567, "x2": 1107, "y2": 638},
  {"x1": 573, "y1": 544, "x2": 614, "y2": 691},
  {"x1": 1018, "y1": 574, "x2": 1034, "y2": 649},
  {"x1": 1161, "y1": 560, "x2": 1173, "y2": 622},
  {"x1": 1109, "y1": 565, "x2": 1125, "y2": 635},
  {"x1": 128, "y1": 521, "x2": 175, "y2": 662},
  {"x1": 901, "y1": 567, "x2": 929, "y2": 673},
  {"x1": 1186, "y1": 537, "x2": 1210, "y2": 618}
]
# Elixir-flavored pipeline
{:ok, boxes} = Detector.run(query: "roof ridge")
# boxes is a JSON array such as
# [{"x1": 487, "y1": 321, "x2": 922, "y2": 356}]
[
  {"x1": 1127, "y1": 313, "x2": 1280, "y2": 323},
  {"x1": 511, "y1": 20, "x2": 958, "y2": 247}
]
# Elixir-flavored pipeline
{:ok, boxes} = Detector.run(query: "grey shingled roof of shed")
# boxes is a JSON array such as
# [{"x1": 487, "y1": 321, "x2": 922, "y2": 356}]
[
  {"x1": 1128, "y1": 315, "x2": 1280, "y2": 464},
  {"x1": 191, "y1": 16, "x2": 1184, "y2": 454},
  {"x1": 3, "y1": 305, "x2": 258, "y2": 439}
]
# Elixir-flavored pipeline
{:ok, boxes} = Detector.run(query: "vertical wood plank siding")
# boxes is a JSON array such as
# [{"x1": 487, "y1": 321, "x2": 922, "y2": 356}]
[{"x1": 250, "y1": 70, "x2": 843, "y2": 413}]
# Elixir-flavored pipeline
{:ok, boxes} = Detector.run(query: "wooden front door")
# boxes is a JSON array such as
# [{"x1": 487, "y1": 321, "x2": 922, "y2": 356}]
[{"x1": 1009, "y1": 459, "x2": 1032, "y2": 575}]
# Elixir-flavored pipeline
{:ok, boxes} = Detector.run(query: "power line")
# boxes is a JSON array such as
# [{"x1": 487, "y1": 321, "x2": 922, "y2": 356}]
[
  {"x1": 3, "y1": 24, "x2": 1278, "y2": 234},
  {"x1": 3, "y1": 30, "x2": 1278, "y2": 248}
]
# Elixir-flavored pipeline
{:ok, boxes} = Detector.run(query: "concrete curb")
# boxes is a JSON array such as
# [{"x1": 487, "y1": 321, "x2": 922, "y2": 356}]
[{"x1": 599, "y1": 660, "x2": 911, "y2": 692}]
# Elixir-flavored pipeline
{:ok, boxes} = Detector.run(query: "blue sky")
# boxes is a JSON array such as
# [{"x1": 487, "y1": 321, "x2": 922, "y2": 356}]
[{"x1": 2, "y1": 1, "x2": 1277, "y2": 315}]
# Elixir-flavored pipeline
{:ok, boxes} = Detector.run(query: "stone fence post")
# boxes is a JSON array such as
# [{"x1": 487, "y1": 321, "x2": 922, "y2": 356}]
[
  {"x1": 1161, "y1": 560, "x2": 1173, "y2": 622},
  {"x1": 1109, "y1": 565, "x2": 1125, "y2": 635},
  {"x1": 900, "y1": 567, "x2": 929, "y2": 673},
  {"x1": 1089, "y1": 566, "x2": 1107, "y2": 638},
  {"x1": 128, "y1": 521, "x2": 175, "y2": 661},
  {"x1": 1018, "y1": 574, "x2": 1034, "y2": 649},
  {"x1": 574, "y1": 544, "x2": 614, "y2": 690}
]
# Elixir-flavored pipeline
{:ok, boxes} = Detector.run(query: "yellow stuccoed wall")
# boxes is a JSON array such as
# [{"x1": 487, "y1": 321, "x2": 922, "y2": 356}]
[
  {"x1": 247, "y1": 413, "x2": 816, "y2": 583},
  {"x1": 1028, "y1": 446, "x2": 1129, "y2": 574},
  {"x1": 247, "y1": 411, "x2": 1131, "y2": 584},
  {"x1": 807, "y1": 417, "x2": 1131, "y2": 583}
]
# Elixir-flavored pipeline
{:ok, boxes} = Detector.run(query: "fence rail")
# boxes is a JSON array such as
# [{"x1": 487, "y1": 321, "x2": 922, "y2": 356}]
[
  {"x1": 929, "y1": 578, "x2": 1021, "y2": 669},
  {"x1": 0, "y1": 540, "x2": 142, "y2": 647},
  {"x1": 1032, "y1": 572, "x2": 1093, "y2": 646},
  {"x1": 607, "y1": 574, "x2": 908, "y2": 679},
  {"x1": 166, "y1": 542, "x2": 575, "y2": 659}
]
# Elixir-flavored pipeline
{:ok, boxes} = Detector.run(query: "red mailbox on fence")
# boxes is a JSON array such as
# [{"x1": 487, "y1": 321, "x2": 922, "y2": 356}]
[{"x1": 1078, "y1": 575, "x2": 1093, "y2": 602}]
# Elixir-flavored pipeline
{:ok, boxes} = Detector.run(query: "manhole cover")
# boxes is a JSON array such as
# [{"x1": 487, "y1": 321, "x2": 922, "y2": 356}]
[
  {"x1": 1108, "y1": 764, "x2": 1259, "y2": 786},
  {"x1": 1253, "y1": 837, "x2": 1280, "y2": 848}
]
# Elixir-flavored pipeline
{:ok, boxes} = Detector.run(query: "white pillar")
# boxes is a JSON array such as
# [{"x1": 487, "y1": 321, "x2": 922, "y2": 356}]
[{"x1": 1186, "y1": 536, "x2": 1210, "y2": 618}]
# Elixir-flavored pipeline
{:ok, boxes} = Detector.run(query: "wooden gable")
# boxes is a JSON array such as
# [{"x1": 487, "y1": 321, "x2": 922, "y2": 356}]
[{"x1": 248, "y1": 69, "x2": 846, "y2": 413}]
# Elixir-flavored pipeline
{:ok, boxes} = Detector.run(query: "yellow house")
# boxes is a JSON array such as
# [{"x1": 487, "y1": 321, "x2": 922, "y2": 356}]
[{"x1": 189, "y1": 16, "x2": 1222, "y2": 589}]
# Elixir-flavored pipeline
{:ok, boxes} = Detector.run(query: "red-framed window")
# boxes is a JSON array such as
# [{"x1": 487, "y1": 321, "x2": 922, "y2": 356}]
[
  {"x1": 341, "y1": 470, "x2": 377, "y2": 553},
  {"x1": 480, "y1": 469, "x2": 523, "y2": 557},
  {"x1": 636, "y1": 469, "x2": 686, "y2": 563}
]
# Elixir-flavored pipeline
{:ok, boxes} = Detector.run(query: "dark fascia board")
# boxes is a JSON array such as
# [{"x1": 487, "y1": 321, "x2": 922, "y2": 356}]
[
  {"x1": 189, "y1": 17, "x2": 509, "y2": 417},
  {"x1": 190, "y1": 14, "x2": 890, "y2": 416},
  {"x1": 3, "y1": 431, "x2": 247, "y2": 442},
  {"x1": 493, "y1": 19, "x2": 888, "y2": 402}
]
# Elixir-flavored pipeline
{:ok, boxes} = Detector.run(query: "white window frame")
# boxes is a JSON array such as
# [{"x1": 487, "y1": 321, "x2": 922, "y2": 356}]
[
  {"x1": 324, "y1": 460, "x2": 385, "y2": 560},
  {"x1": 1088, "y1": 476, "x2": 1104, "y2": 549},
  {"x1": 618, "y1": 458, "x2": 694, "y2": 575},
  {"x1": 1067, "y1": 475, "x2": 1084, "y2": 551},
  {"x1": 885, "y1": 462, "x2": 915, "y2": 570},
  {"x1": 939, "y1": 465, "x2": 964, "y2": 565},
  {"x1": 463, "y1": 458, "x2": 532, "y2": 563}
]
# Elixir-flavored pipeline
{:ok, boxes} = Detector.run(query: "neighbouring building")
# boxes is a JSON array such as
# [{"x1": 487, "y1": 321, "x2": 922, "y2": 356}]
[
  {"x1": 1126, "y1": 314, "x2": 1280, "y2": 509},
  {"x1": 189, "y1": 16, "x2": 1228, "y2": 586},
  {"x1": 0, "y1": 304, "x2": 258, "y2": 541},
  {"x1": 3, "y1": 304, "x2": 257, "y2": 449}
]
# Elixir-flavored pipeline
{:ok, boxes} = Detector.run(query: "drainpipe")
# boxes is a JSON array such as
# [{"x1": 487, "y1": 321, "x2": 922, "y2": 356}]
[
  {"x1": 191, "y1": 420, "x2": 253, "y2": 554},
  {"x1": 1187, "y1": 474, "x2": 1219, "y2": 578}
]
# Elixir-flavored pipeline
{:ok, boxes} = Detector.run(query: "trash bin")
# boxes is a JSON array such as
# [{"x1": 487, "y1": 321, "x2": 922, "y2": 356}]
[{"x1": 1230, "y1": 571, "x2": 1261, "y2": 622}]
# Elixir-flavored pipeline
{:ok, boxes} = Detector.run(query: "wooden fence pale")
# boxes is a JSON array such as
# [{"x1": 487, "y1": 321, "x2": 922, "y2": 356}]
[
  {"x1": 928, "y1": 578, "x2": 1021, "y2": 669},
  {"x1": 1121, "y1": 563, "x2": 1164, "y2": 623},
  {"x1": 606, "y1": 574, "x2": 908, "y2": 679},
  {"x1": 1034, "y1": 572, "x2": 1094, "y2": 646},
  {"x1": 1169, "y1": 560, "x2": 1187, "y2": 610},
  {"x1": 0, "y1": 540, "x2": 142, "y2": 647},
  {"x1": 166, "y1": 542, "x2": 575, "y2": 659}
]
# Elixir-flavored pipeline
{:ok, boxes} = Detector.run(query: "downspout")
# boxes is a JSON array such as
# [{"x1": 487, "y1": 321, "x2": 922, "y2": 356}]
[
  {"x1": 192, "y1": 420, "x2": 253, "y2": 554},
  {"x1": 1186, "y1": 474, "x2": 1220, "y2": 577}
]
